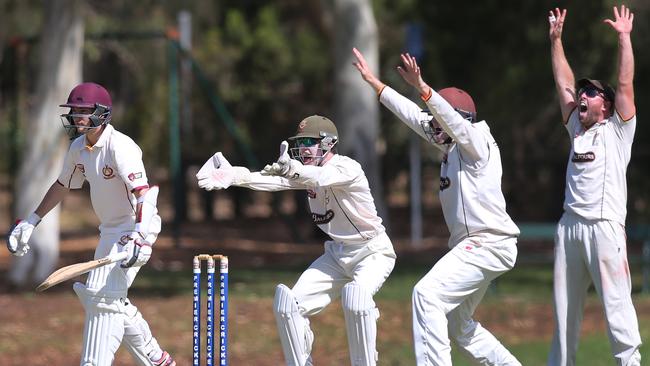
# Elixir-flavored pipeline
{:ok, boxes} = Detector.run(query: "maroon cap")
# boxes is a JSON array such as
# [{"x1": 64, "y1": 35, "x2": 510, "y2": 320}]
[
  {"x1": 438, "y1": 87, "x2": 476, "y2": 116},
  {"x1": 60, "y1": 82, "x2": 112, "y2": 109}
]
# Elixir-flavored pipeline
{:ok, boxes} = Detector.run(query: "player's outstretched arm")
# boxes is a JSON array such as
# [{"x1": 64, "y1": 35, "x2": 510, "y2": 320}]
[
  {"x1": 548, "y1": 8, "x2": 576, "y2": 122},
  {"x1": 396, "y1": 52, "x2": 432, "y2": 97},
  {"x1": 354, "y1": 48, "x2": 436, "y2": 144},
  {"x1": 605, "y1": 5, "x2": 635, "y2": 120},
  {"x1": 352, "y1": 48, "x2": 386, "y2": 94},
  {"x1": 196, "y1": 151, "x2": 302, "y2": 192}
]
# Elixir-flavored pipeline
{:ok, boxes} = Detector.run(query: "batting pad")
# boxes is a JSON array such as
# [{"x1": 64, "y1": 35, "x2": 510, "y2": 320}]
[
  {"x1": 273, "y1": 284, "x2": 314, "y2": 366},
  {"x1": 341, "y1": 282, "x2": 379, "y2": 366},
  {"x1": 74, "y1": 282, "x2": 126, "y2": 366},
  {"x1": 122, "y1": 299, "x2": 165, "y2": 366}
]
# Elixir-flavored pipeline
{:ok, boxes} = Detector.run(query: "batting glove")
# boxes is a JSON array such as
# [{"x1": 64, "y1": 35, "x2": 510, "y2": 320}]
[
  {"x1": 120, "y1": 213, "x2": 161, "y2": 268},
  {"x1": 121, "y1": 236, "x2": 153, "y2": 268},
  {"x1": 6, "y1": 213, "x2": 41, "y2": 256}
]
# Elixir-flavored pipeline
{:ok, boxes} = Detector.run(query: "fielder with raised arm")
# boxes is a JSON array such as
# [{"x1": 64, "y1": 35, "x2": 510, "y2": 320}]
[
  {"x1": 6, "y1": 83, "x2": 175, "y2": 366},
  {"x1": 196, "y1": 115, "x2": 396, "y2": 366},
  {"x1": 353, "y1": 48, "x2": 521, "y2": 365},
  {"x1": 547, "y1": 6, "x2": 641, "y2": 366}
]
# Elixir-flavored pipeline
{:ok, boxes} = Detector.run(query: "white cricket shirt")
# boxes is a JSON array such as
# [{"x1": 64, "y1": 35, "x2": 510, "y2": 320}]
[
  {"x1": 380, "y1": 86, "x2": 520, "y2": 247},
  {"x1": 237, "y1": 154, "x2": 385, "y2": 244},
  {"x1": 57, "y1": 124, "x2": 149, "y2": 233},
  {"x1": 563, "y1": 109, "x2": 635, "y2": 225}
]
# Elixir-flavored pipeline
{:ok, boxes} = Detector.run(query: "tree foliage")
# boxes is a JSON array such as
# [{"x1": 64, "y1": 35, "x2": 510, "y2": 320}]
[{"x1": 2, "y1": 0, "x2": 650, "y2": 224}]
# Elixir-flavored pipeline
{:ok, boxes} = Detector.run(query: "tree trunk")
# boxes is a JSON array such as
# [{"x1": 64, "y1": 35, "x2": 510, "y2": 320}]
[
  {"x1": 10, "y1": 0, "x2": 84, "y2": 287},
  {"x1": 330, "y1": 0, "x2": 389, "y2": 224}
]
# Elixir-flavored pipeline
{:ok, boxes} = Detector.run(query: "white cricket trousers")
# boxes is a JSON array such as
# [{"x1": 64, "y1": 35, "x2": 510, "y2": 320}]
[
  {"x1": 292, "y1": 232, "x2": 396, "y2": 317},
  {"x1": 548, "y1": 212, "x2": 642, "y2": 366},
  {"x1": 412, "y1": 235, "x2": 520, "y2": 366},
  {"x1": 79, "y1": 231, "x2": 165, "y2": 366}
]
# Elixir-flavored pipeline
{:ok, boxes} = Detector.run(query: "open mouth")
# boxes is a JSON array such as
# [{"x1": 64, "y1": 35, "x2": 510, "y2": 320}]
[
  {"x1": 301, "y1": 152, "x2": 315, "y2": 164},
  {"x1": 579, "y1": 100, "x2": 588, "y2": 113}
]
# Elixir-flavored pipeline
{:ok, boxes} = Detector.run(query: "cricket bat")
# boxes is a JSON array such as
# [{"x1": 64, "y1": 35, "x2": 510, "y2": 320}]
[{"x1": 36, "y1": 251, "x2": 129, "y2": 292}]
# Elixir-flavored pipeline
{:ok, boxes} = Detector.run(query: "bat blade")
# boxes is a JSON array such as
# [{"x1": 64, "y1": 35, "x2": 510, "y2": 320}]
[{"x1": 36, "y1": 251, "x2": 129, "y2": 292}]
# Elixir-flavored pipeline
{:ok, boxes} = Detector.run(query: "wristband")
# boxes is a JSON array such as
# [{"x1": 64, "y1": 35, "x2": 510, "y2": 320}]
[
  {"x1": 420, "y1": 88, "x2": 433, "y2": 101},
  {"x1": 27, "y1": 212, "x2": 42, "y2": 226}
]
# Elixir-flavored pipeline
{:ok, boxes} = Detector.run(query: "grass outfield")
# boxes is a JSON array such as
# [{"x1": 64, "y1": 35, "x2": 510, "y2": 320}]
[
  {"x1": 128, "y1": 261, "x2": 649, "y2": 365},
  {"x1": 2, "y1": 261, "x2": 647, "y2": 365}
]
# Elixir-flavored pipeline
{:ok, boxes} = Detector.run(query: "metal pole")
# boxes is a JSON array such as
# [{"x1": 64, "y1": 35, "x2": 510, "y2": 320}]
[
  {"x1": 167, "y1": 36, "x2": 182, "y2": 246},
  {"x1": 406, "y1": 23, "x2": 424, "y2": 247},
  {"x1": 641, "y1": 239, "x2": 650, "y2": 294},
  {"x1": 178, "y1": 11, "x2": 193, "y2": 134},
  {"x1": 409, "y1": 134, "x2": 422, "y2": 247}
]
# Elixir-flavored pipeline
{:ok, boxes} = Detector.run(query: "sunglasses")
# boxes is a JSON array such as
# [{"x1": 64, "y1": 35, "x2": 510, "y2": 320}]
[
  {"x1": 295, "y1": 137, "x2": 319, "y2": 147},
  {"x1": 578, "y1": 86, "x2": 604, "y2": 99}
]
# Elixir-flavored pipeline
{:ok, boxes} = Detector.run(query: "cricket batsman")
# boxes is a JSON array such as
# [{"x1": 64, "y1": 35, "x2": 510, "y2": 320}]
[{"x1": 6, "y1": 82, "x2": 176, "y2": 366}]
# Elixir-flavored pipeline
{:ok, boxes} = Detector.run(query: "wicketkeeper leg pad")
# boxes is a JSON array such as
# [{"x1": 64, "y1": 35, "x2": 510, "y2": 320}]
[
  {"x1": 273, "y1": 284, "x2": 314, "y2": 366},
  {"x1": 341, "y1": 282, "x2": 379, "y2": 366},
  {"x1": 74, "y1": 282, "x2": 126, "y2": 366}
]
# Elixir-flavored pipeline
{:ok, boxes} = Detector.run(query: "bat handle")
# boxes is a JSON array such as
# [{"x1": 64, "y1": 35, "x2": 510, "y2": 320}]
[{"x1": 108, "y1": 251, "x2": 129, "y2": 263}]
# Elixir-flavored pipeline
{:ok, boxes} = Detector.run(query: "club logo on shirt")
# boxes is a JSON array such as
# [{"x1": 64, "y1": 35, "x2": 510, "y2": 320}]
[
  {"x1": 128, "y1": 172, "x2": 143, "y2": 182},
  {"x1": 307, "y1": 189, "x2": 316, "y2": 199},
  {"x1": 440, "y1": 177, "x2": 451, "y2": 191},
  {"x1": 312, "y1": 209, "x2": 334, "y2": 225},
  {"x1": 102, "y1": 165, "x2": 115, "y2": 179},
  {"x1": 571, "y1": 151, "x2": 595, "y2": 163},
  {"x1": 75, "y1": 164, "x2": 85, "y2": 174}
]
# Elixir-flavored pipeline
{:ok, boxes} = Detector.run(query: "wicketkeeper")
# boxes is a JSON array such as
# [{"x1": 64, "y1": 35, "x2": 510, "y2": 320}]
[
  {"x1": 354, "y1": 49, "x2": 521, "y2": 365},
  {"x1": 6, "y1": 82, "x2": 175, "y2": 366},
  {"x1": 197, "y1": 115, "x2": 396, "y2": 366}
]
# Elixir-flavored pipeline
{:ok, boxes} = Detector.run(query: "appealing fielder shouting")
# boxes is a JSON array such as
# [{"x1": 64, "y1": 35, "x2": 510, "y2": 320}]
[
  {"x1": 354, "y1": 49, "x2": 521, "y2": 365},
  {"x1": 196, "y1": 115, "x2": 396, "y2": 366},
  {"x1": 547, "y1": 6, "x2": 641, "y2": 366},
  {"x1": 6, "y1": 83, "x2": 175, "y2": 366}
]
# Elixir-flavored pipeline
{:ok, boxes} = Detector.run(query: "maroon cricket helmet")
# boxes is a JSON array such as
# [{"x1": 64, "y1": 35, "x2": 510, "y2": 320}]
[
  {"x1": 60, "y1": 82, "x2": 112, "y2": 109},
  {"x1": 438, "y1": 87, "x2": 477, "y2": 122}
]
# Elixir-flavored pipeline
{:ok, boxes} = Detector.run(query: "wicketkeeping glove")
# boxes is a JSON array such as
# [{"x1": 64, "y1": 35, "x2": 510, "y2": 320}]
[
  {"x1": 196, "y1": 152, "x2": 250, "y2": 190},
  {"x1": 261, "y1": 141, "x2": 302, "y2": 178},
  {"x1": 6, "y1": 213, "x2": 41, "y2": 257}
]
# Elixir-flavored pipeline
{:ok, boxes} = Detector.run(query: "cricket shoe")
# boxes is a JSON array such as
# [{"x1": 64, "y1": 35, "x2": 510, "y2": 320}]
[{"x1": 152, "y1": 351, "x2": 176, "y2": 366}]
